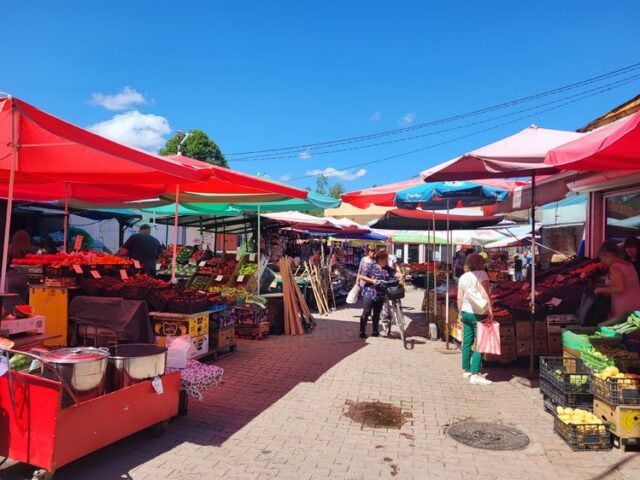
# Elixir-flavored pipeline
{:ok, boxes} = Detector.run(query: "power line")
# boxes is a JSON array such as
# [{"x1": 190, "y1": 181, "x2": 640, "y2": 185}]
[
  {"x1": 231, "y1": 73, "x2": 640, "y2": 162},
  {"x1": 288, "y1": 75, "x2": 640, "y2": 183},
  {"x1": 227, "y1": 61, "x2": 640, "y2": 158}
]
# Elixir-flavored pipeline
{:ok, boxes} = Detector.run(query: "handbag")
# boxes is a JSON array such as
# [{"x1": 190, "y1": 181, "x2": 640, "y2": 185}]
[
  {"x1": 477, "y1": 320, "x2": 501, "y2": 355},
  {"x1": 464, "y1": 280, "x2": 489, "y2": 313},
  {"x1": 346, "y1": 283, "x2": 361, "y2": 304}
]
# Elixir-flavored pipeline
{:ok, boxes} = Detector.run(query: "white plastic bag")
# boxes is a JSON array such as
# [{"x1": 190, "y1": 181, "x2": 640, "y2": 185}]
[
  {"x1": 346, "y1": 284, "x2": 361, "y2": 304},
  {"x1": 166, "y1": 335, "x2": 195, "y2": 369}
]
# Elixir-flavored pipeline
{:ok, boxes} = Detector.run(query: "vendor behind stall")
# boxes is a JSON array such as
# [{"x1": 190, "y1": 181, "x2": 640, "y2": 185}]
[
  {"x1": 7, "y1": 230, "x2": 32, "y2": 301},
  {"x1": 117, "y1": 224, "x2": 163, "y2": 276}
]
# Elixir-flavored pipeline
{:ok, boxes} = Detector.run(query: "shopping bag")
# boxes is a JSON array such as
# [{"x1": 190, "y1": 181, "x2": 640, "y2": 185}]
[
  {"x1": 346, "y1": 284, "x2": 361, "y2": 304},
  {"x1": 476, "y1": 319, "x2": 501, "y2": 355}
]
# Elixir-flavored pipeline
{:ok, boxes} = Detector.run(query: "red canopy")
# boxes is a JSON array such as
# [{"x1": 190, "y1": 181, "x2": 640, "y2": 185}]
[
  {"x1": 341, "y1": 178, "x2": 423, "y2": 208},
  {"x1": 420, "y1": 126, "x2": 584, "y2": 181},
  {"x1": 545, "y1": 111, "x2": 640, "y2": 171}
]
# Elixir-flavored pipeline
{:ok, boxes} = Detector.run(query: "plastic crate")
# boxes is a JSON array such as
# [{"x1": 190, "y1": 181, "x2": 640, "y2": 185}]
[
  {"x1": 121, "y1": 285, "x2": 150, "y2": 300},
  {"x1": 541, "y1": 379, "x2": 593, "y2": 412},
  {"x1": 590, "y1": 373, "x2": 640, "y2": 406},
  {"x1": 553, "y1": 414, "x2": 611, "y2": 451},
  {"x1": 540, "y1": 356, "x2": 591, "y2": 394}
]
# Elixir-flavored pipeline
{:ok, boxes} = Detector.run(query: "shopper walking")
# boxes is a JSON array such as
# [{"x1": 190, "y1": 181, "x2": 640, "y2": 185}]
[
  {"x1": 457, "y1": 253, "x2": 493, "y2": 385},
  {"x1": 623, "y1": 236, "x2": 640, "y2": 280},
  {"x1": 513, "y1": 254, "x2": 523, "y2": 281},
  {"x1": 595, "y1": 240, "x2": 640, "y2": 319},
  {"x1": 358, "y1": 249, "x2": 393, "y2": 338},
  {"x1": 357, "y1": 245, "x2": 376, "y2": 287}
]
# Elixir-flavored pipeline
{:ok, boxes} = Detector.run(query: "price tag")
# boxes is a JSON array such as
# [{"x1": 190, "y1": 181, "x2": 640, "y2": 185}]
[
  {"x1": 72, "y1": 264, "x2": 83, "y2": 274},
  {"x1": 133, "y1": 259, "x2": 141, "y2": 269},
  {"x1": 250, "y1": 253, "x2": 256, "y2": 261},
  {"x1": 73, "y1": 235, "x2": 84, "y2": 251},
  {"x1": 0, "y1": 355, "x2": 8, "y2": 377},
  {"x1": 199, "y1": 261, "x2": 206, "y2": 267},
  {"x1": 215, "y1": 275, "x2": 223, "y2": 282},
  {"x1": 189, "y1": 259, "x2": 197, "y2": 265},
  {"x1": 156, "y1": 263, "x2": 161, "y2": 271},
  {"x1": 90, "y1": 270, "x2": 101, "y2": 279},
  {"x1": 237, "y1": 274, "x2": 245, "y2": 282},
  {"x1": 152, "y1": 376, "x2": 164, "y2": 395},
  {"x1": 119, "y1": 269, "x2": 129, "y2": 280}
]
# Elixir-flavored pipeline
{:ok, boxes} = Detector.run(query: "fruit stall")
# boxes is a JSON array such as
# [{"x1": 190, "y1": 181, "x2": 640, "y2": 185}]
[{"x1": 538, "y1": 310, "x2": 640, "y2": 452}]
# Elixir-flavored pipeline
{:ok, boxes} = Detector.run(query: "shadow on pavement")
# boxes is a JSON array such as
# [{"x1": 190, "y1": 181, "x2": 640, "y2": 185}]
[{"x1": 2, "y1": 318, "x2": 369, "y2": 480}]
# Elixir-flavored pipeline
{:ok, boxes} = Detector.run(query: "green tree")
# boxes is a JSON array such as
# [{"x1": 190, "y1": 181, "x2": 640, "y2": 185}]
[
  {"x1": 159, "y1": 129, "x2": 228, "y2": 167},
  {"x1": 315, "y1": 174, "x2": 329, "y2": 195},
  {"x1": 329, "y1": 182, "x2": 345, "y2": 199}
]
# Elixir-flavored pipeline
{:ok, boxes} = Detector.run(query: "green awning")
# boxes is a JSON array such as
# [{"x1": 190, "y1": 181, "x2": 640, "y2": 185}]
[{"x1": 391, "y1": 231, "x2": 448, "y2": 244}]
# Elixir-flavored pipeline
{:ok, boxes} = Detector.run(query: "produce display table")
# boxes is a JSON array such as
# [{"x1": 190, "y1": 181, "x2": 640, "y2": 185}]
[{"x1": 69, "y1": 296, "x2": 153, "y2": 344}]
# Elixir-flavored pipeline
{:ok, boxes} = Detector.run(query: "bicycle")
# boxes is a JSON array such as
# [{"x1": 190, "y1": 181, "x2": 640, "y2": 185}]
[{"x1": 378, "y1": 279, "x2": 410, "y2": 349}]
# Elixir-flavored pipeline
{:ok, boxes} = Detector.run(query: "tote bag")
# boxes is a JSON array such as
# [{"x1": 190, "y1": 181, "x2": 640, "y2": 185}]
[
  {"x1": 476, "y1": 320, "x2": 501, "y2": 355},
  {"x1": 346, "y1": 283, "x2": 361, "y2": 304}
]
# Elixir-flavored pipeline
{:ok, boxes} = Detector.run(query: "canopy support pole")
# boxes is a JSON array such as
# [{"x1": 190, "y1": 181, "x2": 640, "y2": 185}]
[
  {"x1": 529, "y1": 174, "x2": 537, "y2": 378},
  {"x1": 0, "y1": 100, "x2": 17, "y2": 294},
  {"x1": 445, "y1": 199, "x2": 451, "y2": 350},
  {"x1": 432, "y1": 210, "x2": 437, "y2": 331},
  {"x1": 63, "y1": 184, "x2": 69, "y2": 253},
  {"x1": 171, "y1": 186, "x2": 180, "y2": 283},
  {"x1": 257, "y1": 205, "x2": 261, "y2": 292}
]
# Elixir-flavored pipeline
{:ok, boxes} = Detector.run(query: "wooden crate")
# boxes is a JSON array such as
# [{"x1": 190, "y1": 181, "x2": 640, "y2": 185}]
[{"x1": 235, "y1": 321, "x2": 270, "y2": 340}]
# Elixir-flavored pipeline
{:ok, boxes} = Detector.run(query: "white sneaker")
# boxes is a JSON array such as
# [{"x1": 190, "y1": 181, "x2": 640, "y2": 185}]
[
  {"x1": 463, "y1": 372, "x2": 472, "y2": 379},
  {"x1": 470, "y1": 374, "x2": 492, "y2": 385}
]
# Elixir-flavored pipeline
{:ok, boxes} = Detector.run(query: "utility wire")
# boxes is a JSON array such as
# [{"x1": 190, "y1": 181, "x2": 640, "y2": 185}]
[
  {"x1": 227, "y1": 61, "x2": 640, "y2": 158},
  {"x1": 231, "y1": 73, "x2": 640, "y2": 162},
  {"x1": 288, "y1": 74, "x2": 640, "y2": 182}
]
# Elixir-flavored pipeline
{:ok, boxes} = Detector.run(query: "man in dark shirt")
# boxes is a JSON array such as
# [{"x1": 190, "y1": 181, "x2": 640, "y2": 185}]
[
  {"x1": 117, "y1": 224, "x2": 163, "y2": 276},
  {"x1": 513, "y1": 254, "x2": 523, "y2": 281}
]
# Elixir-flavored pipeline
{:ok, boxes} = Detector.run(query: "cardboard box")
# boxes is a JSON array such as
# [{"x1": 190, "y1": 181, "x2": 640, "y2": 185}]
[
  {"x1": 212, "y1": 325, "x2": 235, "y2": 350},
  {"x1": 516, "y1": 339, "x2": 547, "y2": 356},
  {"x1": 548, "y1": 332, "x2": 563, "y2": 355},
  {"x1": 500, "y1": 324, "x2": 515, "y2": 344},
  {"x1": 1, "y1": 315, "x2": 45, "y2": 335},
  {"x1": 516, "y1": 321, "x2": 546, "y2": 340},
  {"x1": 191, "y1": 334, "x2": 209, "y2": 358},
  {"x1": 151, "y1": 312, "x2": 209, "y2": 337},
  {"x1": 593, "y1": 397, "x2": 640, "y2": 439},
  {"x1": 547, "y1": 314, "x2": 577, "y2": 327}
]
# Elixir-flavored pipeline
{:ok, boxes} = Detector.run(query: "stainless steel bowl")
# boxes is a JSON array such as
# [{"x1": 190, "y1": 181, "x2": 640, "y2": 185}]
[{"x1": 108, "y1": 344, "x2": 167, "y2": 391}]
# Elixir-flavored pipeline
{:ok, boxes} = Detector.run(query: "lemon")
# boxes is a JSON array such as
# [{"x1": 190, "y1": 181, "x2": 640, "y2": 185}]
[{"x1": 556, "y1": 406, "x2": 564, "y2": 415}]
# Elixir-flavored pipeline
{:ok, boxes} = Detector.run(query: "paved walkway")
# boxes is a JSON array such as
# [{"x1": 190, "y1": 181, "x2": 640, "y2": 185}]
[{"x1": 3, "y1": 287, "x2": 639, "y2": 479}]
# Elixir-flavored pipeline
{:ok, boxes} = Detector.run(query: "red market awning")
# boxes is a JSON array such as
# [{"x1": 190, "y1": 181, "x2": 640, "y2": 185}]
[
  {"x1": 545, "y1": 111, "x2": 640, "y2": 171},
  {"x1": 341, "y1": 178, "x2": 423, "y2": 208},
  {"x1": 420, "y1": 126, "x2": 584, "y2": 181},
  {"x1": 369, "y1": 209, "x2": 501, "y2": 230}
]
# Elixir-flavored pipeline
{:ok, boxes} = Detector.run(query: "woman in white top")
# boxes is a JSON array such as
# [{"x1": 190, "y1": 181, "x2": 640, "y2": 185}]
[{"x1": 457, "y1": 253, "x2": 493, "y2": 385}]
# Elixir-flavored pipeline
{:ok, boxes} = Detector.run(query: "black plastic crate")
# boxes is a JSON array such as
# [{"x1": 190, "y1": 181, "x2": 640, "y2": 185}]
[
  {"x1": 553, "y1": 414, "x2": 611, "y2": 451},
  {"x1": 540, "y1": 356, "x2": 591, "y2": 394},
  {"x1": 590, "y1": 373, "x2": 640, "y2": 406},
  {"x1": 541, "y1": 378, "x2": 593, "y2": 411}
]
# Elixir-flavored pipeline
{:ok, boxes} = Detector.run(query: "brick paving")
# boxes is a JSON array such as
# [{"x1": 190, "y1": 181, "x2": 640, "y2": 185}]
[{"x1": 2, "y1": 287, "x2": 640, "y2": 479}]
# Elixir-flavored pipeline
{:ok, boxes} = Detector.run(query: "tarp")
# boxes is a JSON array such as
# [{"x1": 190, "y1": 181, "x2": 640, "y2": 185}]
[
  {"x1": 341, "y1": 178, "x2": 423, "y2": 208},
  {"x1": 420, "y1": 125, "x2": 585, "y2": 181},
  {"x1": 395, "y1": 180, "x2": 513, "y2": 210},
  {"x1": 545, "y1": 111, "x2": 640, "y2": 171},
  {"x1": 369, "y1": 209, "x2": 501, "y2": 230},
  {"x1": 484, "y1": 234, "x2": 539, "y2": 249},
  {"x1": 390, "y1": 229, "x2": 504, "y2": 245},
  {"x1": 262, "y1": 211, "x2": 343, "y2": 232}
]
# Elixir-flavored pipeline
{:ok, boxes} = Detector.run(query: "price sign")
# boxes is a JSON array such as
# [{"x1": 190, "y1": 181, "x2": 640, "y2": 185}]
[
  {"x1": 250, "y1": 253, "x2": 256, "y2": 261},
  {"x1": 189, "y1": 259, "x2": 197, "y2": 266},
  {"x1": 133, "y1": 259, "x2": 141, "y2": 269},
  {"x1": 119, "y1": 269, "x2": 129, "y2": 280},
  {"x1": 199, "y1": 261, "x2": 206, "y2": 267},
  {"x1": 73, "y1": 235, "x2": 84, "y2": 252},
  {"x1": 237, "y1": 274, "x2": 245, "y2": 283},
  {"x1": 156, "y1": 263, "x2": 161, "y2": 271},
  {"x1": 216, "y1": 275, "x2": 223, "y2": 282},
  {"x1": 152, "y1": 376, "x2": 164, "y2": 395},
  {"x1": 90, "y1": 270, "x2": 101, "y2": 279},
  {"x1": 72, "y1": 264, "x2": 83, "y2": 274}
]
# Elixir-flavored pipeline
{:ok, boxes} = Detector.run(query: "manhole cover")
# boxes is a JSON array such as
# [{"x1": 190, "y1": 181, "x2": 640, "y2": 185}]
[
  {"x1": 447, "y1": 422, "x2": 529, "y2": 450},
  {"x1": 344, "y1": 401, "x2": 410, "y2": 429}
]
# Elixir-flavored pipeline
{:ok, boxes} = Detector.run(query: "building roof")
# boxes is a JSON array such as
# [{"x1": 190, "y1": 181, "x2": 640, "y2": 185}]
[{"x1": 578, "y1": 94, "x2": 640, "y2": 132}]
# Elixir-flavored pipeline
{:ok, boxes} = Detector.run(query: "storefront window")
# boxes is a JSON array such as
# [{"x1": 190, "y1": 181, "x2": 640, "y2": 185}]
[{"x1": 604, "y1": 188, "x2": 640, "y2": 241}]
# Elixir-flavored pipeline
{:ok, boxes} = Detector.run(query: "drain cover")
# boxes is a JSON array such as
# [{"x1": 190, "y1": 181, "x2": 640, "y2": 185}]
[{"x1": 447, "y1": 422, "x2": 529, "y2": 451}]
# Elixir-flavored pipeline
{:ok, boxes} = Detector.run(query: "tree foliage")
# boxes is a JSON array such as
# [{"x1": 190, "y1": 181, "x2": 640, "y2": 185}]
[
  {"x1": 315, "y1": 174, "x2": 329, "y2": 195},
  {"x1": 159, "y1": 129, "x2": 228, "y2": 167},
  {"x1": 328, "y1": 183, "x2": 345, "y2": 199}
]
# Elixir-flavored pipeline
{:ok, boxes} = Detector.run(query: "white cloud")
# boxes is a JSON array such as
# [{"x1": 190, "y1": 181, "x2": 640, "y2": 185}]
[
  {"x1": 371, "y1": 111, "x2": 382, "y2": 121},
  {"x1": 398, "y1": 112, "x2": 417, "y2": 125},
  {"x1": 89, "y1": 86, "x2": 149, "y2": 111},
  {"x1": 279, "y1": 174, "x2": 292, "y2": 181},
  {"x1": 298, "y1": 149, "x2": 312, "y2": 160},
  {"x1": 87, "y1": 111, "x2": 171, "y2": 151},
  {"x1": 305, "y1": 167, "x2": 367, "y2": 181}
]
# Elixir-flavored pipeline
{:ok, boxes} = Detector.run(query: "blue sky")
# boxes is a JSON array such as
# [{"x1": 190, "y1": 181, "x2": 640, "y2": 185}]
[{"x1": 3, "y1": 1, "x2": 640, "y2": 192}]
